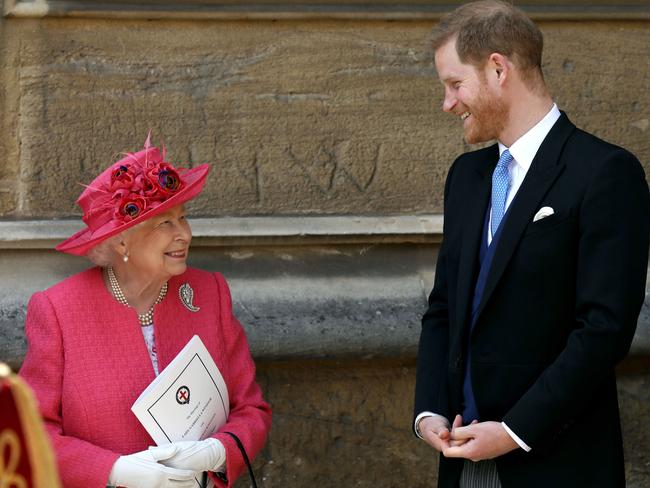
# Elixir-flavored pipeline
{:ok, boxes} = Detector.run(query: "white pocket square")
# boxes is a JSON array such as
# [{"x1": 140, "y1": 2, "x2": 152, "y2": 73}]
[{"x1": 533, "y1": 206, "x2": 554, "y2": 222}]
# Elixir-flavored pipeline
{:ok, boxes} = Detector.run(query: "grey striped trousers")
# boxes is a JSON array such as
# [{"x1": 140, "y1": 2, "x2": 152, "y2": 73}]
[{"x1": 459, "y1": 459, "x2": 502, "y2": 488}]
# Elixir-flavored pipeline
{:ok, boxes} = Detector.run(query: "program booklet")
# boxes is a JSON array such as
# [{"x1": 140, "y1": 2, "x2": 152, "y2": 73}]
[{"x1": 132, "y1": 335, "x2": 229, "y2": 487}]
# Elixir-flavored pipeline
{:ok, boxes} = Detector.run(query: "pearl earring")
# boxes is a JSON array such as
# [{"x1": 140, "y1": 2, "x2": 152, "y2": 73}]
[{"x1": 123, "y1": 254, "x2": 129, "y2": 263}]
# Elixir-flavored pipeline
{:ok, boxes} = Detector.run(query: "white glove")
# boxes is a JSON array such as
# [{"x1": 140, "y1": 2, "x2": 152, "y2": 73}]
[
  {"x1": 108, "y1": 446, "x2": 198, "y2": 488},
  {"x1": 150, "y1": 438, "x2": 226, "y2": 473}
]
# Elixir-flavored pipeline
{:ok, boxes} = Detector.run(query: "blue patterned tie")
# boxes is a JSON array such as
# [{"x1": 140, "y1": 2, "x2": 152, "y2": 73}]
[{"x1": 491, "y1": 149, "x2": 513, "y2": 239}]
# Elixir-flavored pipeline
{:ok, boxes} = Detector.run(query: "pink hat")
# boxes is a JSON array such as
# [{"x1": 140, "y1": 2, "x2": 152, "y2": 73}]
[{"x1": 56, "y1": 133, "x2": 210, "y2": 256}]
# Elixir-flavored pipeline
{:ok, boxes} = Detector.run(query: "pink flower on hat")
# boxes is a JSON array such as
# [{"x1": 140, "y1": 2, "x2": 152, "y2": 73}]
[
  {"x1": 133, "y1": 174, "x2": 165, "y2": 202},
  {"x1": 116, "y1": 193, "x2": 148, "y2": 222},
  {"x1": 109, "y1": 163, "x2": 136, "y2": 192},
  {"x1": 145, "y1": 162, "x2": 184, "y2": 196}
]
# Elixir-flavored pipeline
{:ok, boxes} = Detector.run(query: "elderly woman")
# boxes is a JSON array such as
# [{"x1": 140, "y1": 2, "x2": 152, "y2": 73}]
[{"x1": 19, "y1": 135, "x2": 271, "y2": 488}]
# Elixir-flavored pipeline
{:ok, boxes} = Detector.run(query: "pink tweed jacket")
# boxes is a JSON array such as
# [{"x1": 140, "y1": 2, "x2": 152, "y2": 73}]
[{"x1": 20, "y1": 266, "x2": 271, "y2": 488}]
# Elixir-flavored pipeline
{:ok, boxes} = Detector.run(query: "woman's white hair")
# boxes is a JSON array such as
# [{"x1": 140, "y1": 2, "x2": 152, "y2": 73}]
[
  {"x1": 84, "y1": 220, "x2": 149, "y2": 267},
  {"x1": 85, "y1": 234, "x2": 123, "y2": 268}
]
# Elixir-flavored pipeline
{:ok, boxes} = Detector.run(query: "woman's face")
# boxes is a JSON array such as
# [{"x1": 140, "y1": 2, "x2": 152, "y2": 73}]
[{"x1": 122, "y1": 204, "x2": 192, "y2": 282}]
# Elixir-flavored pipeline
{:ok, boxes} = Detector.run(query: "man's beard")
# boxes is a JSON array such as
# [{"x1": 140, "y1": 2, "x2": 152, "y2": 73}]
[{"x1": 464, "y1": 86, "x2": 508, "y2": 144}]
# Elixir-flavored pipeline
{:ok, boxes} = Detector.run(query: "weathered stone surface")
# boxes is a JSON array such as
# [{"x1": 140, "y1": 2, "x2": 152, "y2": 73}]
[
  {"x1": 0, "y1": 14, "x2": 20, "y2": 215},
  {"x1": 1, "y1": 18, "x2": 647, "y2": 218},
  {"x1": 8, "y1": 19, "x2": 441, "y2": 217},
  {"x1": 541, "y1": 23, "x2": 650, "y2": 163},
  {"x1": 251, "y1": 359, "x2": 437, "y2": 488},
  {"x1": 0, "y1": 192, "x2": 17, "y2": 215},
  {"x1": 619, "y1": 365, "x2": 650, "y2": 487},
  {"x1": 0, "y1": 299, "x2": 26, "y2": 371}
]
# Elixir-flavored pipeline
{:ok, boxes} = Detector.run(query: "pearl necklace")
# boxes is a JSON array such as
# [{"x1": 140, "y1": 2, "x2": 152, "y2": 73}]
[{"x1": 107, "y1": 266, "x2": 168, "y2": 326}]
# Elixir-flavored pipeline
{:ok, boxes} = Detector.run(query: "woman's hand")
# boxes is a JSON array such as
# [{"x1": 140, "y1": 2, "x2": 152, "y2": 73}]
[
  {"x1": 108, "y1": 446, "x2": 198, "y2": 488},
  {"x1": 150, "y1": 438, "x2": 226, "y2": 473}
]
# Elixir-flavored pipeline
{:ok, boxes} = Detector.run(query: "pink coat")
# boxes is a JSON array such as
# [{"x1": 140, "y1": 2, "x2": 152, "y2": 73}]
[{"x1": 20, "y1": 266, "x2": 271, "y2": 488}]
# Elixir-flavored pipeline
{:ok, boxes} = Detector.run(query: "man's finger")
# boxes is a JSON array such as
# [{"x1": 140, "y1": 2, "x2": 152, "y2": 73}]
[
  {"x1": 421, "y1": 416, "x2": 451, "y2": 438},
  {"x1": 442, "y1": 444, "x2": 472, "y2": 458},
  {"x1": 423, "y1": 429, "x2": 448, "y2": 452},
  {"x1": 437, "y1": 427, "x2": 450, "y2": 439},
  {"x1": 449, "y1": 425, "x2": 475, "y2": 440},
  {"x1": 448, "y1": 435, "x2": 470, "y2": 447}
]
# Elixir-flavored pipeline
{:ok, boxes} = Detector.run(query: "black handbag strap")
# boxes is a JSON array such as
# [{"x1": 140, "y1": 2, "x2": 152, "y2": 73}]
[{"x1": 224, "y1": 431, "x2": 258, "y2": 488}]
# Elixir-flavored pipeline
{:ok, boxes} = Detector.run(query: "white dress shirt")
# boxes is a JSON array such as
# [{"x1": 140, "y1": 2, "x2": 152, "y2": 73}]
[{"x1": 416, "y1": 104, "x2": 562, "y2": 452}]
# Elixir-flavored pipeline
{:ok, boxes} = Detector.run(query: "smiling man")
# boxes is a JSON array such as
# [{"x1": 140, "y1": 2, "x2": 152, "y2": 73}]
[{"x1": 413, "y1": 1, "x2": 649, "y2": 487}]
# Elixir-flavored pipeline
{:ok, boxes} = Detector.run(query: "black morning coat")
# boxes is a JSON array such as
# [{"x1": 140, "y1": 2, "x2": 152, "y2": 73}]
[{"x1": 414, "y1": 113, "x2": 650, "y2": 488}]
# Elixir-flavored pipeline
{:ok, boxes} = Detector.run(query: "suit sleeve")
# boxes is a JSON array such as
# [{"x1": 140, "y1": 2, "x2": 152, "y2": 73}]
[
  {"x1": 502, "y1": 148, "x2": 650, "y2": 448},
  {"x1": 19, "y1": 292, "x2": 120, "y2": 488},
  {"x1": 209, "y1": 273, "x2": 272, "y2": 488},
  {"x1": 413, "y1": 160, "x2": 458, "y2": 429}
]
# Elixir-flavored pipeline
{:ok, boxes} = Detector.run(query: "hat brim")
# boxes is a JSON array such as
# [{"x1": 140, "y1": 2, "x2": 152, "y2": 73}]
[{"x1": 56, "y1": 164, "x2": 210, "y2": 256}]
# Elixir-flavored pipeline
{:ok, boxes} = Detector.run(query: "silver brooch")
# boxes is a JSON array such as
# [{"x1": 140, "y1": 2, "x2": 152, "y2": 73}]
[{"x1": 179, "y1": 283, "x2": 200, "y2": 312}]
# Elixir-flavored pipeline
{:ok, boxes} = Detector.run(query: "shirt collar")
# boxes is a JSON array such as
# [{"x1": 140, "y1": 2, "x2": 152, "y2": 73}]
[{"x1": 498, "y1": 103, "x2": 561, "y2": 171}]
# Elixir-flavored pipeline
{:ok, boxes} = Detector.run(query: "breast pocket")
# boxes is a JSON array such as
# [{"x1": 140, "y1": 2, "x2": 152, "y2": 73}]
[
  {"x1": 523, "y1": 210, "x2": 571, "y2": 237},
  {"x1": 517, "y1": 209, "x2": 577, "y2": 281}
]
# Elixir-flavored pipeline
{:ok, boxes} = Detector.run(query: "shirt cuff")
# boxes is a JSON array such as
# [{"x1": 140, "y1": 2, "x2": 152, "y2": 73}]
[
  {"x1": 414, "y1": 411, "x2": 439, "y2": 439},
  {"x1": 501, "y1": 421, "x2": 531, "y2": 452}
]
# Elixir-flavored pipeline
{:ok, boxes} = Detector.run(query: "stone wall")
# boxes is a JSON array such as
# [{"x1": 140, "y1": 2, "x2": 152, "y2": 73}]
[
  {"x1": 1, "y1": 15, "x2": 648, "y2": 218},
  {"x1": 1, "y1": 2, "x2": 649, "y2": 487}
]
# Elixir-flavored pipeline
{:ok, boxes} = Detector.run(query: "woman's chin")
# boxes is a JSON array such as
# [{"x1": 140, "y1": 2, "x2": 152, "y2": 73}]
[{"x1": 165, "y1": 260, "x2": 188, "y2": 277}]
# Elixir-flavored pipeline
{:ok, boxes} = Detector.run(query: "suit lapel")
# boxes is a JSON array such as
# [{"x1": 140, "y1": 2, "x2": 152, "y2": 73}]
[
  {"x1": 455, "y1": 146, "x2": 497, "y2": 335},
  {"x1": 474, "y1": 113, "x2": 576, "y2": 323}
]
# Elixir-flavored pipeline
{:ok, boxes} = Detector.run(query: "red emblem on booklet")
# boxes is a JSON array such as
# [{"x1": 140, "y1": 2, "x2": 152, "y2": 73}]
[{"x1": 176, "y1": 386, "x2": 190, "y2": 405}]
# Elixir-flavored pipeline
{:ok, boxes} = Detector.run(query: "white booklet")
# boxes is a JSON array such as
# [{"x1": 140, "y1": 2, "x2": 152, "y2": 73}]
[{"x1": 132, "y1": 335, "x2": 229, "y2": 487}]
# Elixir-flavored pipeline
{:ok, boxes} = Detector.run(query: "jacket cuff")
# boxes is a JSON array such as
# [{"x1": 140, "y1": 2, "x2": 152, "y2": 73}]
[{"x1": 501, "y1": 421, "x2": 531, "y2": 452}]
